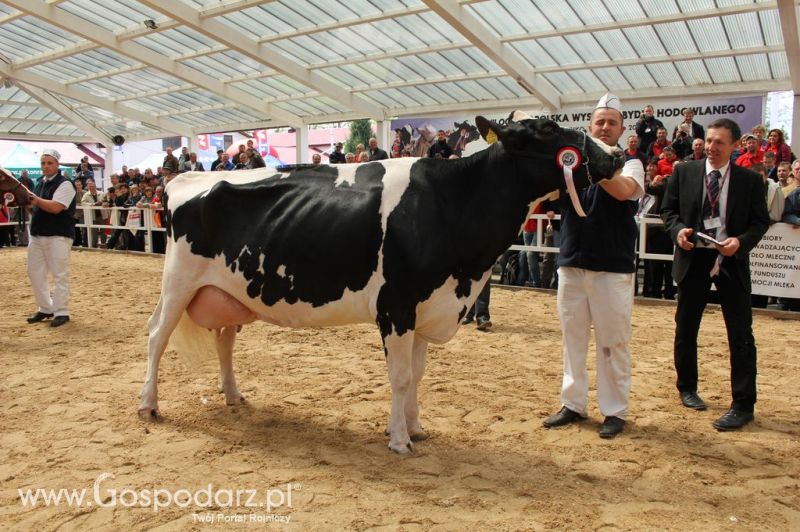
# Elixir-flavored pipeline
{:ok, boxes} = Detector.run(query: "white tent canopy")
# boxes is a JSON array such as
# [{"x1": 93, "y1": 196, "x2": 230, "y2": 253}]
[{"x1": 0, "y1": 0, "x2": 798, "y2": 145}]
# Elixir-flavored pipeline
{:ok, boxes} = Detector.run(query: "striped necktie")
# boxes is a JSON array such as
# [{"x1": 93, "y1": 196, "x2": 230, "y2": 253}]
[{"x1": 702, "y1": 170, "x2": 721, "y2": 237}]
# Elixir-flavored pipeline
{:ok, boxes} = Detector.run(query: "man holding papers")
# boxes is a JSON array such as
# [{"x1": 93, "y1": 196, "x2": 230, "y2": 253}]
[{"x1": 661, "y1": 118, "x2": 769, "y2": 431}]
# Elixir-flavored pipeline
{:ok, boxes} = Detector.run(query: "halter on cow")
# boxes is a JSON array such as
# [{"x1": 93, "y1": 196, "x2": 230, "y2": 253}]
[
  {"x1": 0, "y1": 168, "x2": 33, "y2": 207},
  {"x1": 137, "y1": 112, "x2": 624, "y2": 453}
]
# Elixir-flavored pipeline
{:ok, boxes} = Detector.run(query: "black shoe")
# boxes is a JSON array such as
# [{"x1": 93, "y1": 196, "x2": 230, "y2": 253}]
[
  {"x1": 50, "y1": 316, "x2": 70, "y2": 328},
  {"x1": 680, "y1": 391, "x2": 707, "y2": 410},
  {"x1": 712, "y1": 409, "x2": 754, "y2": 431},
  {"x1": 599, "y1": 416, "x2": 625, "y2": 438},
  {"x1": 461, "y1": 316, "x2": 474, "y2": 325},
  {"x1": 27, "y1": 312, "x2": 54, "y2": 324},
  {"x1": 476, "y1": 317, "x2": 492, "y2": 331},
  {"x1": 543, "y1": 406, "x2": 586, "y2": 428}
]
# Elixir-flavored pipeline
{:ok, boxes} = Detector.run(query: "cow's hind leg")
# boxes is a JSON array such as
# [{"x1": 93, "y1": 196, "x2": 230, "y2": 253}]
[
  {"x1": 383, "y1": 331, "x2": 415, "y2": 454},
  {"x1": 405, "y1": 336, "x2": 429, "y2": 441},
  {"x1": 216, "y1": 325, "x2": 244, "y2": 405},
  {"x1": 138, "y1": 289, "x2": 194, "y2": 420}
]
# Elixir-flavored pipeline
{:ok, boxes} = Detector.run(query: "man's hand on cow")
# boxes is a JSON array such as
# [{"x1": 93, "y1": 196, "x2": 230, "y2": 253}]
[
  {"x1": 717, "y1": 237, "x2": 740, "y2": 256},
  {"x1": 677, "y1": 227, "x2": 695, "y2": 250}
]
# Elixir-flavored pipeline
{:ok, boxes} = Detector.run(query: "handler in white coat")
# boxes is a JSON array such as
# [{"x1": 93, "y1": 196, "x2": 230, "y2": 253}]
[
  {"x1": 26, "y1": 149, "x2": 76, "y2": 328},
  {"x1": 542, "y1": 93, "x2": 645, "y2": 438}
]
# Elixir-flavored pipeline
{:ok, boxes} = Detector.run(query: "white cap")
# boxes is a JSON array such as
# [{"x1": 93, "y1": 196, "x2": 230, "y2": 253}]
[
  {"x1": 595, "y1": 92, "x2": 621, "y2": 112},
  {"x1": 41, "y1": 148, "x2": 61, "y2": 161}
]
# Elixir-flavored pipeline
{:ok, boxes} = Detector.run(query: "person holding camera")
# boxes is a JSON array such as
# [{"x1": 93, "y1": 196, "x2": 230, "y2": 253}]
[
  {"x1": 672, "y1": 109, "x2": 705, "y2": 141},
  {"x1": 672, "y1": 123, "x2": 694, "y2": 159},
  {"x1": 635, "y1": 104, "x2": 664, "y2": 154}
]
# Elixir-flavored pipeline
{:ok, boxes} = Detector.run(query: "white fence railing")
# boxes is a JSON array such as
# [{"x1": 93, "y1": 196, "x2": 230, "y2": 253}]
[
  {"x1": 507, "y1": 214, "x2": 673, "y2": 261},
  {"x1": 1, "y1": 205, "x2": 167, "y2": 253},
  {"x1": 2, "y1": 210, "x2": 673, "y2": 259}
]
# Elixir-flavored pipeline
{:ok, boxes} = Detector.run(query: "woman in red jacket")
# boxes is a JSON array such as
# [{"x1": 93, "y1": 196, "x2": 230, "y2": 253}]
[{"x1": 766, "y1": 129, "x2": 793, "y2": 165}]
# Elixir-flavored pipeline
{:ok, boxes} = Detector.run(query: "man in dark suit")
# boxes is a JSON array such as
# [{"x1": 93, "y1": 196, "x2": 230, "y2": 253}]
[
  {"x1": 661, "y1": 118, "x2": 769, "y2": 431},
  {"x1": 672, "y1": 108, "x2": 705, "y2": 141}
]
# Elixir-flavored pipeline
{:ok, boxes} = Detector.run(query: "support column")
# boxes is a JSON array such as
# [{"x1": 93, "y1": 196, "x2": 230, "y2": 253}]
[
  {"x1": 792, "y1": 94, "x2": 800, "y2": 148},
  {"x1": 376, "y1": 120, "x2": 391, "y2": 151},
  {"x1": 187, "y1": 135, "x2": 197, "y2": 153},
  {"x1": 103, "y1": 147, "x2": 114, "y2": 191},
  {"x1": 296, "y1": 126, "x2": 309, "y2": 164}
]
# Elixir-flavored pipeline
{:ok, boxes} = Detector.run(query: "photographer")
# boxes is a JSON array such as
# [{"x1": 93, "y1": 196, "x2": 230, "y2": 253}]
[
  {"x1": 635, "y1": 104, "x2": 664, "y2": 154},
  {"x1": 672, "y1": 108, "x2": 705, "y2": 141},
  {"x1": 672, "y1": 123, "x2": 694, "y2": 159}
]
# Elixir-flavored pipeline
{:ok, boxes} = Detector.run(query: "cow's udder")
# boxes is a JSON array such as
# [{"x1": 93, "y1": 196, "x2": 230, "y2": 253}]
[{"x1": 186, "y1": 286, "x2": 257, "y2": 330}]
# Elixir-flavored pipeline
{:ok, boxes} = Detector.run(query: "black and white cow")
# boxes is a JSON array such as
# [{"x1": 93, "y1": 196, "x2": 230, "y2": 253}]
[
  {"x1": 447, "y1": 120, "x2": 480, "y2": 156},
  {"x1": 138, "y1": 113, "x2": 624, "y2": 453}
]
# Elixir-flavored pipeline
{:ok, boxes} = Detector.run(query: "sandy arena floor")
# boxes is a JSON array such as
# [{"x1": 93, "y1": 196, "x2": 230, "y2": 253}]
[{"x1": 1, "y1": 247, "x2": 798, "y2": 531}]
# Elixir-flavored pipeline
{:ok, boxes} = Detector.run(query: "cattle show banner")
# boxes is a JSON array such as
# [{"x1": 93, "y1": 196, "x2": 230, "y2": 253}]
[
  {"x1": 391, "y1": 95, "x2": 764, "y2": 159},
  {"x1": 750, "y1": 223, "x2": 800, "y2": 298},
  {"x1": 527, "y1": 95, "x2": 764, "y2": 138}
]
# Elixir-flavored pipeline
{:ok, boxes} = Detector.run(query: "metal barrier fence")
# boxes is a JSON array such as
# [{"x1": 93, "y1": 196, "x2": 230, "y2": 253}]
[
  {"x1": 0, "y1": 205, "x2": 167, "y2": 253},
  {"x1": 2, "y1": 210, "x2": 673, "y2": 260},
  {"x1": 507, "y1": 214, "x2": 673, "y2": 261}
]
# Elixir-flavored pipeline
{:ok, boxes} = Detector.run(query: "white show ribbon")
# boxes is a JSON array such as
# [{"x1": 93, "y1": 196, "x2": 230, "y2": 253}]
[{"x1": 556, "y1": 147, "x2": 587, "y2": 217}]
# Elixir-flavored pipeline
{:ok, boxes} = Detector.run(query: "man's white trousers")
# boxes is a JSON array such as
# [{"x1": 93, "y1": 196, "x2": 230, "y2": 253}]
[
  {"x1": 556, "y1": 266, "x2": 634, "y2": 419},
  {"x1": 27, "y1": 235, "x2": 72, "y2": 317}
]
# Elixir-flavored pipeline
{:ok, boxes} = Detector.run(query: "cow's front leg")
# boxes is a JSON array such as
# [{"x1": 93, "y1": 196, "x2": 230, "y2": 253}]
[
  {"x1": 216, "y1": 326, "x2": 244, "y2": 405},
  {"x1": 405, "y1": 336, "x2": 429, "y2": 442},
  {"x1": 383, "y1": 331, "x2": 415, "y2": 454}
]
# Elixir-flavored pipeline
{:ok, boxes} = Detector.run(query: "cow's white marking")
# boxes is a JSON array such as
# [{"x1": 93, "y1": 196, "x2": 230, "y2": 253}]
[
  {"x1": 167, "y1": 167, "x2": 282, "y2": 211},
  {"x1": 333, "y1": 163, "x2": 359, "y2": 187},
  {"x1": 587, "y1": 134, "x2": 619, "y2": 156}
]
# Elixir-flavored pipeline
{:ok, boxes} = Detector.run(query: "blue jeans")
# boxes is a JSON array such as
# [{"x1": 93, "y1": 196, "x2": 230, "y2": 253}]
[
  {"x1": 519, "y1": 231, "x2": 541, "y2": 287},
  {"x1": 541, "y1": 229, "x2": 561, "y2": 289},
  {"x1": 465, "y1": 280, "x2": 491, "y2": 320}
]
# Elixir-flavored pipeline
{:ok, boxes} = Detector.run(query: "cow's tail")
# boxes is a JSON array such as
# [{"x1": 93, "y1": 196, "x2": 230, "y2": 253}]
[{"x1": 168, "y1": 311, "x2": 218, "y2": 368}]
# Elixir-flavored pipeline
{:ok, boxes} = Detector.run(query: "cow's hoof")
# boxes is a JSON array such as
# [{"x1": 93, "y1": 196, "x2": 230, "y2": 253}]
[
  {"x1": 138, "y1": 407, "x2": 161, "y2": 421},
  {"x1": 225, "y1": 393, "x2": 245, "y2": 406},
  {"x1": 389, "y1": 441, "x2": 415, "y2": 455},
  {"x1": 409, "y1": 428, "x2": 429, "y2": 442}
]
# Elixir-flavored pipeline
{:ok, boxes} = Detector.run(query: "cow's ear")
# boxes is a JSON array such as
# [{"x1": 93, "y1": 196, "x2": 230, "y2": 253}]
[{"x1": 476, "y1": 116, "x2": 503, "y2": 144}]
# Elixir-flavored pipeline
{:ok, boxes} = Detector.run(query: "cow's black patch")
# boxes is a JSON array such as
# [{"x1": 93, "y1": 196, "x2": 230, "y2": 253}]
[
  {"x1": 376, "y1": 148, "x2": 556, "y2": 337},
  {"x1": 170, "y1": 165, "x2": 384, "y2": 307}
]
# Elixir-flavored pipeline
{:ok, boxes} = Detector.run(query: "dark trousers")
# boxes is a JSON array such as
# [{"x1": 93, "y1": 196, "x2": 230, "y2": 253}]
[
  {"x1": 674, "y1": 250, "x2": 757, "y2": 412},
  {"x1": 465, "y1": 280, "x2": 491, "y2": 320},
  {"x1": 0, "y1": 226, "x2": 11, "y2": 247},
  {"x1": 644, "y1": 229, "x2": 675, "y2": 299}
]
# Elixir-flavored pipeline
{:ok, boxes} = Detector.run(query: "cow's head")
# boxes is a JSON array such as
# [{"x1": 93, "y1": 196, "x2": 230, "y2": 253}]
[
  {"x1": 0, "y1": 167, "x2": 31, "y2": 207},
  {"x1": 475, "y1": 112, "x2": 624, "y2": 189}
]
